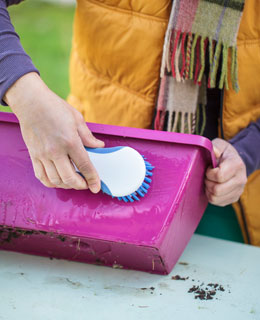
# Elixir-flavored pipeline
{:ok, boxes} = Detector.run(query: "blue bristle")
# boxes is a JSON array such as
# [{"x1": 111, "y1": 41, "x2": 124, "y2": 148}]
[
  {"x1": 118, "y1": 197, "x2": 122, "y2": 201},
  {"x1": 140, "y1": 186, "x2": 148, "y2": 194},
  {"x1": 137, "y1": 189, "x2": 145, "y2": 197},
  {"x1": 142, "y1": 182, "x2": 150, "y2": 189},
  {"x1": 132, "y1": 194, "x2": 140, "y2": 201},
  {"x1": 146, "y1": 171, "x2": 153, "y2": 176},
  {"x1": 127, "y1": 195, "x2": 134, "y2": 202},
  {"x1": 123, "y1": 196, "x2": 129, "y2": 202},
  {"x1": 144, "y1": 177, "x2": 152, "y2": 183}
]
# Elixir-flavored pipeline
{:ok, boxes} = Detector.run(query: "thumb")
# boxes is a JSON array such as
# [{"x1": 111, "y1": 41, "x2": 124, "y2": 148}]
[
  {"x1": 212, "y1": 138, "x2": 228, "y2": 159},
  {"x1": 213, "y1": 146, "x2": 222, "y2": 159},
  {"x1": 78, "y1": 123, "x2": 105, "y2": 148}
]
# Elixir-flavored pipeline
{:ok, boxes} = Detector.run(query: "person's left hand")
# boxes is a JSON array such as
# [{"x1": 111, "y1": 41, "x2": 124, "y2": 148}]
[{"x1": 205, "y1": 138, "x2": 247, "y2": 207}]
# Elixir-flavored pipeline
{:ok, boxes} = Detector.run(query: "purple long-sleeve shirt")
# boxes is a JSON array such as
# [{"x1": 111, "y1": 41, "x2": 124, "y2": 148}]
[
  {"x1": 1, "y1": 0, "x2": 260, "y2": 176},
  {"x1": 230, "y1": 121, "x2": 260, "y2": 176},
  {"x1": 0, "y1": 0, "x2": 39, "y2": 105}
]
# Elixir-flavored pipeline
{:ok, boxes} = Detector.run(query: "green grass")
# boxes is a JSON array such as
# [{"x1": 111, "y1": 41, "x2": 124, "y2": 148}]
[{"x1": 0, "y1": 0, "x2": 75, "y2": 112}]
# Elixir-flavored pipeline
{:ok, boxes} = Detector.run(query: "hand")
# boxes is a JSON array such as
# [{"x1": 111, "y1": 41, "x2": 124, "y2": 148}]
[
  {"x1": 4, "y1": 72, "x2": 104, "y2": 192},
  {"x1": 205, "y1": 138, "x2": 247, "y2": 206}
]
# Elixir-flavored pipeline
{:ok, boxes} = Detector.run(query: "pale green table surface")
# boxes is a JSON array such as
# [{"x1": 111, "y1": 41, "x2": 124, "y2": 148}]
[{"x1": 0, "y1": 234, "x2": 259, "y2": 320}]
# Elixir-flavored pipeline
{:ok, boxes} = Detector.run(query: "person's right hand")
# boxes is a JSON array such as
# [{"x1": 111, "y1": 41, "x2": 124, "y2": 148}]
[{"x1": 4, "y1": 72, "x2": 104, "y2": 192}]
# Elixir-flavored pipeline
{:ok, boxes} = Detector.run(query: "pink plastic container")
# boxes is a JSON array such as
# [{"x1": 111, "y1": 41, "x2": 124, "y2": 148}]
[{"x1": 0, "y1": 112, "x2": 215, "y2": 274}]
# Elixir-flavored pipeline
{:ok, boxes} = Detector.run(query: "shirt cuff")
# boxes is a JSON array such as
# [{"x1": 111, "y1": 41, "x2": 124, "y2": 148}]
[
  {"x1": 0, "y1": 52, "x2": 39, "y2": 105},
  {"x1": 229, "y1": 120, "x2": 260, "y2": 176}
]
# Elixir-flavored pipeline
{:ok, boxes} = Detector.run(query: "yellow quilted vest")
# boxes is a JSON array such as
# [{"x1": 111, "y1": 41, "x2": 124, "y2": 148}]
[
  {"x1": 68, "y1": 0, "x2": 171, "y2": 128},
  {"x1": 68, "y1": 0, "x2": 260, "y2": 246}
]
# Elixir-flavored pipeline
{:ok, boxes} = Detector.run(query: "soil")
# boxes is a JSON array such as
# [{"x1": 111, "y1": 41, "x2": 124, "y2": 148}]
[
  {"x1": 171, "y1": 275, "x2": 189, "y2": 280},
  {"x1": 188, "y1": 283, "x2": 226, "y2": 300}
]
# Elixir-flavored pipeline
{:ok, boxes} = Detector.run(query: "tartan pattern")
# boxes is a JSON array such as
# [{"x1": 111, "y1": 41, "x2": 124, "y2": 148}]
[
  {"x1": 204, "y1": 0, "x2": 244, "y2": 11},
  {"x1": 174, "y1": 0, "x2": 244, "y2": 45},
  {"x1": 154, "y1": 0, "x2": 245, "y2": 134},
  {"x1": 192, "y1": 1, "x2": 243, "y2": 44}
]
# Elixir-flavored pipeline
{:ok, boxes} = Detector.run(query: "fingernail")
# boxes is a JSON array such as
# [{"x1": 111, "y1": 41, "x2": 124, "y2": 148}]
[
  {"x1": 97, "y1": 139, "x2": 105, "y2": 147},
  {"x1": 92, "y1": 136, "x2": 104, "y2": 146},
  {"x1": 89, "y1": 183, "x2": 100, "y2": 194},
  {"x1": 213, "y1": 147, "x2": 221, "y2": 158}
]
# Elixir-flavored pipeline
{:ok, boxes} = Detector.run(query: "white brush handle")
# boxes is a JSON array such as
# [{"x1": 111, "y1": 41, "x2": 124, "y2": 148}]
[{"x1": 75, "y1": 146, "x2": 146, "y2": 197}]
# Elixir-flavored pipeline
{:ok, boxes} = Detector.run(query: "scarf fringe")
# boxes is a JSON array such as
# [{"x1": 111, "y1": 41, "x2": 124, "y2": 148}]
[
  {"x1": 159, "y1": 103, "x2": 207, "y2": 135},
  {"x1": 166, "y1": 30, "x2": 239, "y2": 93},
  {"x1": 166, "y1": 110, "x2": 196, "y2": 134}
]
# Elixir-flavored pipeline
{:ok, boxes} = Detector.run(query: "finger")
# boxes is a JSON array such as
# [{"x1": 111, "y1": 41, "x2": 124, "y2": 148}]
[
  {"x1": 70, "y1": 141, "x2": 101, "y2": 193},
  {"x1": 54, "y1": 157, "x2": 88, "y2": 190},
  {"x1": 205, "y1": 176, "x2": 240, "y2": 197},
  {"x1": 212, "y1": 138, "x2": 229, "y2": 157},
  {"x1": 31, "y1": 158, "x2": 56, "y2": 188},
  {"x1": 206, "y1": 189, "x2": 239, "y2": 207},
  {"x1": 213, "y1": 146, "x2": 222, "y2": 159},
  {"x1": 77, "y1": 121, "x2": 104, "y2": 149},
  {"x1": 212, "y1": 138, "x2": 229, "y2": 166},
  {"x1": 206, "y1": 158, "x2": 237, "y2": 183},
  {"x1": 206, "y1": 188, "x2": 242, "y2": 207},
  {"x1": 42, "y1": 160, "x2": 70, "y2": 189}
]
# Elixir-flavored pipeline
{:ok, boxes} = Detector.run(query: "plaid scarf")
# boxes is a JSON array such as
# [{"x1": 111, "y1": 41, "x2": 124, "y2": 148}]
[{"x1": 154, "y1": 0, "x2": 245, "y2": 134}]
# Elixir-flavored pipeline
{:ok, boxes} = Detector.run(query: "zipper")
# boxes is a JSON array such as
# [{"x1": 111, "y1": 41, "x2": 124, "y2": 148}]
[{"x1": 220, "y1": 90, "x2": 251, "y2": 244}]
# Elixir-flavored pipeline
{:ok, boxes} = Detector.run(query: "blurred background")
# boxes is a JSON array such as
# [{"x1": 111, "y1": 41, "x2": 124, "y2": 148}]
[{"x1": 0, "y1": 0, "x2": 75, "y2": 111}]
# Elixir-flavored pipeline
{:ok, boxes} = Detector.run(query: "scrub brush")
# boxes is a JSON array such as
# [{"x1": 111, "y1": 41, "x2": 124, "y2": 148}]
[{"x1": 75, "y1": 146, "x2": 154, "y2": 202}]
